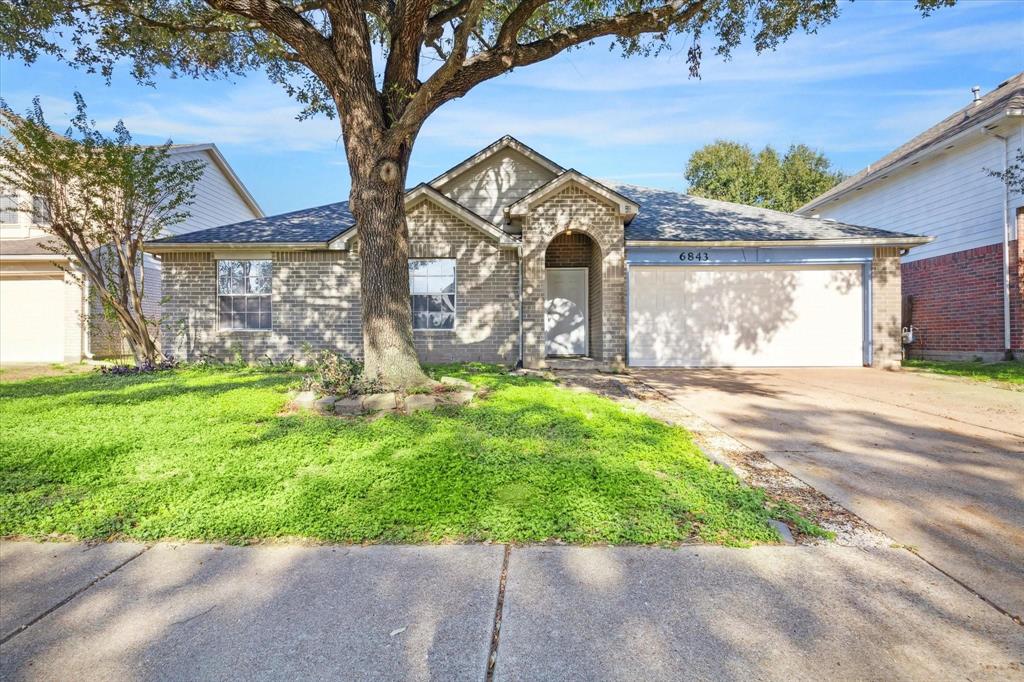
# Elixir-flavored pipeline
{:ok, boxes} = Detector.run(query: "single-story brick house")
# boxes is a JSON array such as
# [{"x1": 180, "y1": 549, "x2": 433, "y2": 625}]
[{"x1": 146, "y1": 137, "x2": 931, "y2": 369}]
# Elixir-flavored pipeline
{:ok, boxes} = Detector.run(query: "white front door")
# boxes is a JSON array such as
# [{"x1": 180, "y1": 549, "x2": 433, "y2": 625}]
[{"x1": 545, "y1": 267, "x2": 588, "y2": 356}]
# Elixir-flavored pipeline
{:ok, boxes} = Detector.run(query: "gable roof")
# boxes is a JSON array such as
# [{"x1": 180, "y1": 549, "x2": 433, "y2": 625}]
[
  {"x1": 146, "y1": 201, "x2": 354, "y2": 251},
  {"x1": 147, "y1": 184, "x2": 522, "y2": 252},
  {"x1": 329, "y1": 184, "x2": 520, "y2": 249},
  {"x1": 428, "y1": 135, "x2": 564, "y2": 188},
  {"x1": 614, "y1": 184, "x2": 930, "y2": 246},
  {"x1": 506, "y1": 170, "x2": 639, "y2": 219},
  {"x1": 800, "y1": 72, "x2": 1024, "y2": 213}
]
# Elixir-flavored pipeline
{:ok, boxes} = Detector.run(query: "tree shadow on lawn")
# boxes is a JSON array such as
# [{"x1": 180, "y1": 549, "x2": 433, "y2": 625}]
[
  {"x1": 0, "y1": 371, "x2": 298, "y2": 417},
  {"x1": 237, "y1": 389, "x2": 779, "y2": 546},
  {"x1": 1, "y1": 367, "x2": 785, "y2": 546}
]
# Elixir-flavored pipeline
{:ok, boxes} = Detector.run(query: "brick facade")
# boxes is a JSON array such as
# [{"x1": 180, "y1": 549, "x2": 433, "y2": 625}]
[
  {"x1": 901, "y1": 241, "x2": 1022, "y2": 360},
  {"x1": 871, "y1": 247, "x2": 903, "y2": 369},
  {"x1": 520, "y1": 184, "x2": 626, "y2": 368},
  {"x1": 160, "y1": 198, "x2": 519, "y2": 364}
]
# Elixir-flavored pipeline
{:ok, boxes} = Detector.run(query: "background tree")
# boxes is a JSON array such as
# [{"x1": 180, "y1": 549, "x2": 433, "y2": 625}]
[
  {"x1": 987, "y1": 148, "x2": 1024, "y2": 195},
  {"x1": 685, "y1": 139, "x2": 845, "y2": 212},
  {"x1": 0, "y1": 0, "x2": 954, "y2": 386},
  {"x1": 0, "y1": 95, "x2": 204, "y2": 366}
]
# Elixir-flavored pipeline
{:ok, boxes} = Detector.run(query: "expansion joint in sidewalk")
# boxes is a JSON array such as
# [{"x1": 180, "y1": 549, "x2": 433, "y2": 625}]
[{"x1": 0, "y1": 545, "x2": 151, "y2": 645}]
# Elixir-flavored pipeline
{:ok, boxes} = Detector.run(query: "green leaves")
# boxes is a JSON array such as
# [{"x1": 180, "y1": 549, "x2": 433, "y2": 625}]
[{"x1": 685, "y1": 139, "x2": 845, "y2": 212}]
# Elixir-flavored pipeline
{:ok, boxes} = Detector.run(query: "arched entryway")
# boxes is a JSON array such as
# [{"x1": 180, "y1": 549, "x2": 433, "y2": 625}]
[{"x1": 543, "y1": 231, "x2": 603, "y2": 358}]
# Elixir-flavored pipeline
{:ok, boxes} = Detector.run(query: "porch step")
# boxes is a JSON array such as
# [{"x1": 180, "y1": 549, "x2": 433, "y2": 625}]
[{"x1": 544, "y1": 357, "x2": 606, "y2": 371}]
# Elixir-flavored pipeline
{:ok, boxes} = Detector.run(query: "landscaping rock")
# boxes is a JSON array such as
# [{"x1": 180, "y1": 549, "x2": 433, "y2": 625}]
[
  {"x1": 334, "y1": 396, "x2": 363, "y2": 416},
  {"x1": 446, "y1": 390, "x2": 474, "y2": 406},
  {"x1": 293, "y1": 390, "x2": 317, "y2": 409},
  {"x1": 362, "y1": 392, "x2": 398, "y2": 413},
  {"x1": 440, "y1": 376, "x2": 473, "y2": 390},
  {"x1": 314, "y1": 396, "x2": 337, "y2": 413},
  {"x1": 405, "y1": 394, "x2": 438, "y2": 413}
]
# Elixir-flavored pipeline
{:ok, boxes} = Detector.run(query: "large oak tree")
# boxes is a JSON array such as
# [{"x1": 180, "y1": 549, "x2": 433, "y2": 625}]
[{"x1": 0, "y1": 0, "x2": 955, "y2": 387}]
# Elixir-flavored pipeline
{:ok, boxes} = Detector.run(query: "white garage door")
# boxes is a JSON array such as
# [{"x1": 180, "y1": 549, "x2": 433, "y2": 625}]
[
  {"x1": 0, "y1": 275, "x2": 66, "y2": 362},
  {"x1": 629, "y1": 264, "x2": 865, "y2": 367}
]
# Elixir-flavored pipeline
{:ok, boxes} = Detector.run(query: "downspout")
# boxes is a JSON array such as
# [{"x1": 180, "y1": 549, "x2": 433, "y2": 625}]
[
  {"x1": 988, "y1": 131, "x2": 1013, "y2": 359},
  {"x1": 517, "y1": 243, "x2": 524, "y2": 369}
]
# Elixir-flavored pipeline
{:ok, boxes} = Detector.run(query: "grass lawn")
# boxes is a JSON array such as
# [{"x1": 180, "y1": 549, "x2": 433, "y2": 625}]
[
  {"x1": 0, "y1": 364, "x2": 816, "y2": 546},
  {"x1": 904, "y1": 359, "x2": 1024, "y2": 387}
]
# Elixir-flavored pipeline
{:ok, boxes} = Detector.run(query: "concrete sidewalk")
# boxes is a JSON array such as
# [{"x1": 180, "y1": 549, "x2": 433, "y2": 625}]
[{"x1": 2, "y1": 541, "x2": 1022, "y2": 681}]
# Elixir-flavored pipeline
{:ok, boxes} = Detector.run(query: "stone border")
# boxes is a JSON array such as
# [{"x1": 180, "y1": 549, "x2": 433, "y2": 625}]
[{"x1": 289, "y1": 377, "x2": 476, "y2": 417}]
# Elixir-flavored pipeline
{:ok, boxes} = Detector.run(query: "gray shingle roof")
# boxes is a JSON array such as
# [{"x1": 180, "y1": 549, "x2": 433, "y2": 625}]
[
  {"x1": 147, "y1": 182, "x2": 923, "y2": 248},
  {"x1": 0, "y1": 235, "x2": 65, "y2": 256},
  {"x1": 800, "y1": 72, "x2": 1024, "y2": 213},
  {"x1": 150, "y1": 201, "x2": 353, "y2": 245},
  {"x1": 612, "y1": 184, "x2": 923, "y2": 243}
]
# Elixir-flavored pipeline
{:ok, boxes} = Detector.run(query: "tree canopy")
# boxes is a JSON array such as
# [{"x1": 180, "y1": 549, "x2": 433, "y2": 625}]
[{"x1": 684, "y1": 139, "x2": 845, "y2": 212}]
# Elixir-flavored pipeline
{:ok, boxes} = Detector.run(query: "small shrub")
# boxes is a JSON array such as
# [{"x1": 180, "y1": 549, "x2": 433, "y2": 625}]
[
  {"x1": 300, "y1": 350, "x2": 379, "y2": 396},
  {"x1": 100, "y1": 357, "x2": 179, "y2": 375}
]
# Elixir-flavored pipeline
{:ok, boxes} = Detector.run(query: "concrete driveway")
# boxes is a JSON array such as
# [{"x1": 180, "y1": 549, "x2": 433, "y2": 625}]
[{"x1": 635, "y1": 367, "x2": 1024, "y2": 621}]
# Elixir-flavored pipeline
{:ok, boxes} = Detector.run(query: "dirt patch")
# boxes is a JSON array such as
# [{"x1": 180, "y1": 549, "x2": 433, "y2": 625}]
[{"x1": 555, "y1": 369, "x2": 891, "y2": 548}]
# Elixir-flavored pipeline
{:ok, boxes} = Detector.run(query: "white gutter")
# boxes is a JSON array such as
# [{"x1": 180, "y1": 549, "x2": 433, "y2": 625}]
[
  {"x1": 144, "y1": 241, "x2": 334, "y2": 253},
  {"x1": 625, "y1": 236, "x2": 934, "y2": 249}
]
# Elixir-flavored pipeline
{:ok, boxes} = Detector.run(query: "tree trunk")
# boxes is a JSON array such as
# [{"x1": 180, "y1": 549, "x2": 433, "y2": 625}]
[{"x1": 349, "y1": 152, "x2": 431, "y2": 390}]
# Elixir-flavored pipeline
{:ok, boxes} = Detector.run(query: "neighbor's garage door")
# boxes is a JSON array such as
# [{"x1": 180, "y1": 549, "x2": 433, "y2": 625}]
[
  {"x1": 629, "y1": 264, "x2": 864, "y2": 367},
  {"x1": 0, "y1": 274, "x2": 66, "y2": 362}
]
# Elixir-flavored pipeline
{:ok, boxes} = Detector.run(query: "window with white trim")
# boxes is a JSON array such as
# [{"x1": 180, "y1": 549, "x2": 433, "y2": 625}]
[
  {"x1": 0, "y1": 189, "x2": 19, "y2": 225},
  {"x1": 218, "y1": 260, "x2": 272, "y2": 330},
  {"x1": 409, "y1": 259, "x2": 456, "y2": 331}
]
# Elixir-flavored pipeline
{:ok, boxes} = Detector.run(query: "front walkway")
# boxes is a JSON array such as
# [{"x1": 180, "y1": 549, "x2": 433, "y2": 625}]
[
  {"x1": 635, "y1": 367, "x2": 1024, "y2": 622},
  {"x1": 1, "y1": 540, "x2": 1022, "y2": 680}
]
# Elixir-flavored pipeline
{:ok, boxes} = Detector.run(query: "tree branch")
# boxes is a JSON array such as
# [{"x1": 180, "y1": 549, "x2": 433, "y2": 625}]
[{"x1": 395, "y1": 0, "x2": 704, "y2": 138}]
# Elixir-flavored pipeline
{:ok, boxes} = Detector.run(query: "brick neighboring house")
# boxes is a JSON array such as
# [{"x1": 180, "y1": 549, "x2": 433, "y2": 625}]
[
  {"x1": 799, "y1": 73, "x2": 1024, "y2": 361},
  {"x1": 146, "y1": 136, "x2": 930, "y2": 369}
]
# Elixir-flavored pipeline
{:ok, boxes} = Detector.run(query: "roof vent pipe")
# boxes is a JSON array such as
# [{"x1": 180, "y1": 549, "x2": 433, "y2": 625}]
[{"x1": 972, "y1": 85, "x2": 982, "y2": 104}]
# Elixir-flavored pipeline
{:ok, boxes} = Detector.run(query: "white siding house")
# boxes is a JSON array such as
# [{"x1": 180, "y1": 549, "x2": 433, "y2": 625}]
[
  {"x1": 0, "y1": 143, "x2": 261, "y2": 362},
  {"x1": 799, "y1": 73, "x2": 1024, "y2": 360}
]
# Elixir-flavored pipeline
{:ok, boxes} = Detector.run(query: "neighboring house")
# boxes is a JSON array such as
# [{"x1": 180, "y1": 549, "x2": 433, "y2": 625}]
[
  {"x1": 0, "y1": 143, "x2": 262, "y2": 362},
  {"x1": 146, "y1": 136, "x2": 930, "y2": 370},
  {"x1": 798, "y1": 73, "x2": 1024, "y2": 361}
]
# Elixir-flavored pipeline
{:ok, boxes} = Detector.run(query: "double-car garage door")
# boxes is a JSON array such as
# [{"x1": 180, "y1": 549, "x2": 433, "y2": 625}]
[{"x1": 628, "y1": 264, "x2": 865, "y2": 367}]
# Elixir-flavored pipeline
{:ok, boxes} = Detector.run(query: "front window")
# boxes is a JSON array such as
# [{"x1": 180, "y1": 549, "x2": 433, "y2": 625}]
[
  {"x1": 409, "y1": 259, "x2": 456, "y2": 331},
  {"x1": 218, "y1": 260, "x2": 272, "y2": 330},
  {"x1": 0, "y1": 189, "x2": 19, "y2": 225},
  {"x1": 32, "y1": 196, "x2": 50, "y2": 224}
]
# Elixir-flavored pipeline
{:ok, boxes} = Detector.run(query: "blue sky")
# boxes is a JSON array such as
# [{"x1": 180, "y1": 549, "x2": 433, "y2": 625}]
[{"x1": 1, "y1": 0, "x2": 1022, "y2": 216}]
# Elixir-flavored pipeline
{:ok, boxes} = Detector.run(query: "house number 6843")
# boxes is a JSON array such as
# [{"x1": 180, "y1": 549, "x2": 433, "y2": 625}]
[{"x1": 679, "y1": 251, "x2": 710, "y2": 262}]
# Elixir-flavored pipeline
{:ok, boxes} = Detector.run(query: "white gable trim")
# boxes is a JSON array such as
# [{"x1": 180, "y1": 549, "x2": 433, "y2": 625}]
[
  {"x1": 428, "y1": 136, "x2": 563, "y2": 189},
  {"x1": 506, "y1": 171, "x2": 640, "y2": 219},
  {"x1": 327, "y1": 185, "x2": 521, "y2": 250}
]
